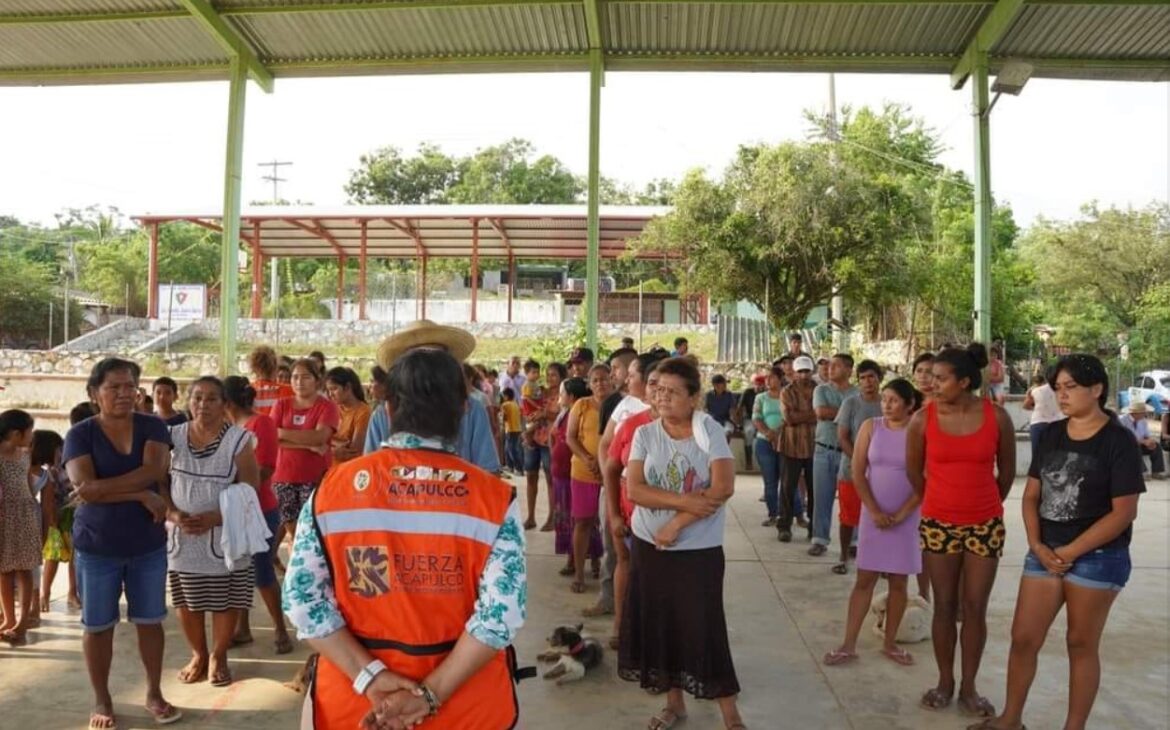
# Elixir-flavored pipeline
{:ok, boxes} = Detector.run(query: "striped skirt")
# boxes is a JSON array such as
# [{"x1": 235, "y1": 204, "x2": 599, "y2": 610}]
[{"x1": 168, "y1": 566, "x2": 255, "y2": 613}]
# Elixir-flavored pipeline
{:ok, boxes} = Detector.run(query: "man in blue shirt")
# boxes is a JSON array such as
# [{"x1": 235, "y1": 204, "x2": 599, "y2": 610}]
[
  {"x1": 1119, "y1": 402, "x2": 1165, "y2": 479},
  {"x1": 364, "y1": 320, "x2": 500, "y2": 474}
]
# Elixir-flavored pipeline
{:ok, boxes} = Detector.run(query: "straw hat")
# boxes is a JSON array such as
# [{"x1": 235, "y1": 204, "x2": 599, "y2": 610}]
[
  {"x1": 1127, "y1": 401, "x2": 1147, "y2": 415},
  {"x1": 375, "y1": 320, "x2": 476, "y2": 370}
]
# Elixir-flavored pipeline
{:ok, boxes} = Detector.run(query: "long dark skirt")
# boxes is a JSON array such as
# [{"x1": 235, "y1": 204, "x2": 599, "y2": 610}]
[{"x1": 618, "y1": 537, "x2": 740, "y2": 699}]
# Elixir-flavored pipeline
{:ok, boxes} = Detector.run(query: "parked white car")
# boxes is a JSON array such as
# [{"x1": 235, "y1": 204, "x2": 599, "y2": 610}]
[{"x1": 1125, "y1": 370, "x2": 1170, "y2": 415}]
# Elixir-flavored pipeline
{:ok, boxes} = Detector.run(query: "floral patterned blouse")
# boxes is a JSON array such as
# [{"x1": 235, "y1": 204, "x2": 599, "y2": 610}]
[{"x1": 281, "y1": 432, "x2": 527, "y2": 650}]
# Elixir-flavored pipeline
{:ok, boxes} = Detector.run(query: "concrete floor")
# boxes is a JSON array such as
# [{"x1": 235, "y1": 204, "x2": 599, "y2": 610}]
[{"x1": 2, "y1": 476, "x2": 1167, "y2": 730}]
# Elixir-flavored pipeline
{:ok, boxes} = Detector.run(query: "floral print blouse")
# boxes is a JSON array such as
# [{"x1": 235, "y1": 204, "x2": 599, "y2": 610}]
[{"x1": 281, "y1": 432, "x2": 527, "y2": 650}]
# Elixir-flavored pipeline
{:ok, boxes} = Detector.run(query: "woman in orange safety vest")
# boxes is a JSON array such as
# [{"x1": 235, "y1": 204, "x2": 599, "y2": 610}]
[{"x1": 283, "y1": 343, "x2": 527, "y2": 730}]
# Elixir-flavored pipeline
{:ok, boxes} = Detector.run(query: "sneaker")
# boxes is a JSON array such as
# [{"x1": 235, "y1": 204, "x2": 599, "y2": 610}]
[
  {"x1": 796, "y1": 515, "x2": 809, "y2": 529},
  {"x1": 808, "y1": 544, "x2": 827, "y2": 557},
  {"x1": 761, "y1": 516, "x2": 777, "y2": 527},
  {"x1": 777, "y1": 529, "x2": 793, "y2": 543},
  {"x1": 581, "y1": 602, "x2": 613, "y2": 618}
]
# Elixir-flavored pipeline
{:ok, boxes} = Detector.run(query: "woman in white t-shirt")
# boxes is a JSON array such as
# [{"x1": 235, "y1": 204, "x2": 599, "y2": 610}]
[
  {"x1": 620, "y1": 358, "x2": 745, "y2": 730},
  {"x1": 1024, "y1": 371, "x2": 1065, "y2": 455}
]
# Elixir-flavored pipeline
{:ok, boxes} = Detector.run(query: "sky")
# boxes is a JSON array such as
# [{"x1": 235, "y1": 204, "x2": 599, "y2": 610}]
[{"x1": 0, "y1": 71, "x2": 1166, "y2": 230}]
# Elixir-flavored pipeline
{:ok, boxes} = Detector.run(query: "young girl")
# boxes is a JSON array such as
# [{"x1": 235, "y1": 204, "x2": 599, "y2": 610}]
[
  {"x1": 0, "y1": 409, "x2": 40, "y2": 645},
  {"x1": 31, "y1": 429, "x2": 79, "y2": 612}
]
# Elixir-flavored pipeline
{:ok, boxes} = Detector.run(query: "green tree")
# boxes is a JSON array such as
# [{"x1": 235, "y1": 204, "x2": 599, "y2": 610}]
[
  {"x1": 0, "y1": 253, "x2": 80, "y2": 347},
  {"x1": 632, "y1": 139, "x2": 913, "y2": 331},
  {"x1": 345, "y1": 143, "x2": 459, "y2": 204},
  {"x1": 1021, "y1": 202, "x2": 1170, "y2": 352},
  {"x1": 448, "y1": 139, "x2": 580, "y2": 204}
]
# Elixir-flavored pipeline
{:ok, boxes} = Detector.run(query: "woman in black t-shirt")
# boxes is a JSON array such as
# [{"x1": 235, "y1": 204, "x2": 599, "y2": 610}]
[{"x1": 972, "y1": 354, "x2": 1144, "y2": 730}]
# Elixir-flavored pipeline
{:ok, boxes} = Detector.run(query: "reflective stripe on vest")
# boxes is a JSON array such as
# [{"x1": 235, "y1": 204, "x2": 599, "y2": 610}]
[
  {"x1": 317, "y1": 508, "x2": 500, "y2": 547},
  {"x1": 310, "y1": 447, "x2": 518, "y2": 730}
]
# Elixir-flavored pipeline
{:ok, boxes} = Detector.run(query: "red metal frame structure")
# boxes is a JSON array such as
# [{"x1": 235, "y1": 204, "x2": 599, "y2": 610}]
[{"x1": 136, "y1": 204, "x2": 672, "y2": 322}]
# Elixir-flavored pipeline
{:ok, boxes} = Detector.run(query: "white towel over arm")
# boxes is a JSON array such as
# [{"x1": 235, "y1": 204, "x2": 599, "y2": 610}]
[{"x1": 219, "y1": 483, "x2": 272, "y2": 571}]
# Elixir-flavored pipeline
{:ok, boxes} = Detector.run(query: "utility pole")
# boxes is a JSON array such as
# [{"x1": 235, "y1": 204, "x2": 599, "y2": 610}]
[
  {"x1": 259, "y1": 160, "x2": 292, "y2": 315},
  {"x1": 828, "y1": 73, "x2": 846, "y2": 353},
  {"x1": 258, "y1": 160, "x2": 292, "y2": 204}
]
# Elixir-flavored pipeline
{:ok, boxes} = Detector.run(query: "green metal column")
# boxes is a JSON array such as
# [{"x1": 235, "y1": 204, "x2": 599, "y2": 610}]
[
  {"x1": 972, "y1": 53, "x2": 992, "y2": 344},
  {"x1": 585, "y1": 49, "x2": 602, "y2": 351},
  {"x1": 220, "y1": 57, "x2": 247, "y2": 375}
]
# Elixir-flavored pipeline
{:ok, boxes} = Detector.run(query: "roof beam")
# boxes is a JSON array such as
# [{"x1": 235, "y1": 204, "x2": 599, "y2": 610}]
[
  {"x1": 384, "y1": 218, "x2": 428, "y2": 259},
  {"x1": 950, "y1": 0, "x2": 1026, "y2": 90},
  {"x1": 176, "y1": 0, "x2": 273, "y2": 93},
  {"x1": 487, "y1": 218, "x2": 513, "y2": 258},
  {"x1": 584, "y1": 0, "x2": 603, "y2": 51},
  {"x1": 181, "y1": 217, "x2": 256, "y2": 245},
  {"x1": 284, "y1": 219, "x2": 346, "y2": 256}
]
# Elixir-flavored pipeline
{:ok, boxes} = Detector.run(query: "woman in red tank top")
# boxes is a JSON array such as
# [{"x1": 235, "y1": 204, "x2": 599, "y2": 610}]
[{"x1": 906, "y1": 343, "x2": 1015, "y2": 719}]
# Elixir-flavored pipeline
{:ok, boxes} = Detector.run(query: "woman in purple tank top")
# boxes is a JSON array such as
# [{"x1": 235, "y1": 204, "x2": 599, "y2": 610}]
[{"x1": 824, "y1": 379, "x2": 923, "y2": 667}]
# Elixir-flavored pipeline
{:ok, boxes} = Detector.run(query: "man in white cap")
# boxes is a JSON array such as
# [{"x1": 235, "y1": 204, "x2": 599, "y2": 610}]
[
  {"x1": 362, "y1": 320, "x2": 501, "y2": 474},
  {"x1": 777, "y1": 355, "x2": 818, "y2": 542},
  {"x1": 1119, "y1": 401, "x2": 1165, "y2": 479}
]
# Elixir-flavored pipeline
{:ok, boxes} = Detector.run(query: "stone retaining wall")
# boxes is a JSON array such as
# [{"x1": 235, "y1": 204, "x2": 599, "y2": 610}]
[{"x1": 199, "y1": 319, "x2": 714, "y2": 345}]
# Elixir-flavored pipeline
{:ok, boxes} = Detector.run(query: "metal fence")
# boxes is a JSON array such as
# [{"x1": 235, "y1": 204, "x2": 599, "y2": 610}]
[{"x1": 717, "y1": 316, "x2": 826, "y2": 362}]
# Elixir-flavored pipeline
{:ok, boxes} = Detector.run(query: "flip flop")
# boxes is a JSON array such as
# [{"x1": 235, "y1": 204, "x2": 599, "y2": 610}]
[
  {"x1": 881, "y1": 647, "x2": 914, "y2": 666},
  {"x1": 177, "y1": 660, "x2": 208, "y2": 684},
  {"x1": 920, "y1": 687, "x2": 954, "y2": 711},
  {"x1": 88, "y1": 711, "x2": 117, "y2": 730},
  {"x1": 274, "y1": 634, "x2": 295, "y2": 655},
  {"x1": 648, "y1": 707, "x2": 687, "y2": 730},
  {"x1": 209, "y1": 665, "x2": 233, "y2": 687},
  {"x1": 958, "y1": 695, "x2": 997, "y2": 718},
  {"x1": 1, "y1": 630, "x2": 28, "y2": 646},
  {"x1": 145, "y1": 701, "x2": 183, "y2": 726},
  {"x1": 823, "y1": 648, "x2": 858, "y2": 666},
  {"x1": 966, "y1": 721, "x2": 1026, "y2": 730},
  {"x1": 831, "y1": 562, "x2": 849, "y2": 575},
  {"x1": 523, "y1": 520, "x2": 537, "y2": 530}
]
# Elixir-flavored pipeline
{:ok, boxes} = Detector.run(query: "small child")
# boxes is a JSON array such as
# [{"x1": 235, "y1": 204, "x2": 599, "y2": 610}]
[
  {"x1": 31, "y1": 430, "x2": 78, "y2": 613},
  {"x1": 520, "y1": 360, "x2": 545, "y2": 446},
  {"x1": 500, "y1": 388, "x2": 524, "y2": 475},
  {"x1": 0, "y1": 409, "x2": 39, "y2": 645}
]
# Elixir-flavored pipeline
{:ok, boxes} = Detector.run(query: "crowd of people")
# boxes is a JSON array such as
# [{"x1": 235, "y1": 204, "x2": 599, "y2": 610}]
[{"x1": 0, "y1": 321, "x2": 1162, "y2": 730}]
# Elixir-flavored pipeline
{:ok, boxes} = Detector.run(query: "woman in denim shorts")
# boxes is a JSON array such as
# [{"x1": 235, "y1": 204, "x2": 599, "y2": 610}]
[
  {"x1": 63, "y1": 358, "x2": 182, "y2": 728},
  {"x1": 972, "y1": 354, "x2": 1145, "y2": 730}
]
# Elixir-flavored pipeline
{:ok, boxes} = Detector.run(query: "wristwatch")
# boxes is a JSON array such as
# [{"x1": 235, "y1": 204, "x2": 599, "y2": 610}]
[{"x1": 352, "y1": 659, "x2": 387, "y2": 696}]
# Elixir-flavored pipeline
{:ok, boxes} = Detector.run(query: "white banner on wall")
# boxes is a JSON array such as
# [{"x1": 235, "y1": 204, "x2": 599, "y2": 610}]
[{"x1": 158, "y1": 284, "x2": 207, "y2": 321}]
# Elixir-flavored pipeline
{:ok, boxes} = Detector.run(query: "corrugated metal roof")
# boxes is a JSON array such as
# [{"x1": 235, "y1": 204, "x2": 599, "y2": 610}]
[
  {"x1": 997, "y1": 5, "x2": 1170, "y2": 60},
  {"x1": 1, "y1": 0, "x2": 179, "y2": 14},
  {"x1": 0, "y1": 2, "x2": 1167, "y2": 85},
  {"x1": 0, "y1": 17, "x2": 225, "y2": 69}
]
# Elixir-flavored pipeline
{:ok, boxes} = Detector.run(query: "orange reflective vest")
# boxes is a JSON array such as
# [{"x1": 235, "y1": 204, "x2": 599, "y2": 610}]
[{"x1": 310, "y1": 447, "x2": 519, "y2": 730}]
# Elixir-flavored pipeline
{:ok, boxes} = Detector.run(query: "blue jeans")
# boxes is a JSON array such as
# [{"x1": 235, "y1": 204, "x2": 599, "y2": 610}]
[
  {"x1": 75, "y1": 546, "x2": 168, "y2": 633},
  {"x1": 1023, "y1": 546, "x2": 1131, "y2": 591},
  {"x1": 505, "y1": 433, "x2": 524, "y2": 472},
  {"x1": 253, "y1": 508, "x2": 281, "y2": 589},
  {"x1": 812, "y1": 446, "x2": 843, "y2": 546},
  {"x1": 756, "y1": 438, "x2": 783, "y2": 518}
]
